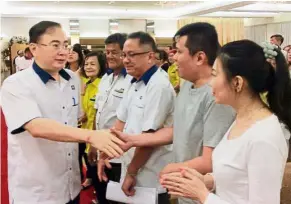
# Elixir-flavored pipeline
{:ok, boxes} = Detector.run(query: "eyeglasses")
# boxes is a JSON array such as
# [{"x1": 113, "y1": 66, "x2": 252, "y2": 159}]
[
  {"x1": 38, "y1": 43, "x2": 69, "y2": 51},
  {"x1": 120, "y1": 51, "x2": 150, "y2": 59}
]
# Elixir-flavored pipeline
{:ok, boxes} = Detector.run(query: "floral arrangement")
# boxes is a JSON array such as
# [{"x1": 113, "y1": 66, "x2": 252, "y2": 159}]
[
  {"x1": 8, "y1": 36, "x2": 28, "y2": 47},
  {"x1": 1, "y1": 36, "x2": 28, "y2": 73},
  {"x1": 1, "y1": 36, "x2": 28, "y2": 62}
]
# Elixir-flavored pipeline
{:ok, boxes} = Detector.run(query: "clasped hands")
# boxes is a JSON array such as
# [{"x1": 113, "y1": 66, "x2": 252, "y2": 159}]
[{"x1": 159, "y1": 166, "x2": 210, "y2": 203}]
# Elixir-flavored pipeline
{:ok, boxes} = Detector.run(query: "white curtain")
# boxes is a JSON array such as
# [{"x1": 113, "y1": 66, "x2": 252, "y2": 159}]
[{"x1": 244, "y1": 21, "x2": 291, "y2": 47}]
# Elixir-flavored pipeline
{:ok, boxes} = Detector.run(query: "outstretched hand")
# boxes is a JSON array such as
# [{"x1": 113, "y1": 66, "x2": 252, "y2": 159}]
[
  {"x1": 110, "y1": 128, "x2": 134, "y2": 152},
  {"x1": 89, "y1": 130, "x2": 125, "y2": 158}
]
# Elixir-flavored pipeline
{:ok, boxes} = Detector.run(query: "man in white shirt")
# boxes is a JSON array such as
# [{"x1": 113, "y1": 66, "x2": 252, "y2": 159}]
[
  {"x1": 1, "y1": 21, "x2": 125, "y2": 204},
  {"x1": 15, "y1": 47, "x2": 34, "y2": 72},
  {"x1": 109, "y1": 32, "x2": 175, "y2": 204},
  {"x1": 91, "y1": 33, "x2": 131, "y2": 204}
]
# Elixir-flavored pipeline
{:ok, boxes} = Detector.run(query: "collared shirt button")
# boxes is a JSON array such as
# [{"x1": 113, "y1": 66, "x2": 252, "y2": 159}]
[
  {"x1": 68, "y1": 153, "x2": 71, "y2": 156},
  {"x1": 65, "y1": 122, "x2": 67, "y2": 124},
  {"x1": 62, "y1": 106, "x2": 65, "y2": 109},
  {"x1": 69, "y1": 168, "x2": 72, "y2": 170}
]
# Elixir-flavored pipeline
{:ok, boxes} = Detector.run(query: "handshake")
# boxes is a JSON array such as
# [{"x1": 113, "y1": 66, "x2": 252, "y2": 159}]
[
  {"x1": 86, "y1": 128, "x2": 133, "y2": 176},
  {"x1": 88, "y1": 128, "x2": 133, "y2": 159}
]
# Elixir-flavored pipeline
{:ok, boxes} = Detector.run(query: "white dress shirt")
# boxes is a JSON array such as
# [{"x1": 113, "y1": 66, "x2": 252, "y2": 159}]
[
  {"x1": 116, "y1": 65, "x2": 175, "y2": 193},
  {"x1": 1, "y1": 63, "x2": 82, "y2": 204},
  {"x1": 15, "y1": 56, "x2": 34, "y2": 72},
  {"x1": 205, "y1": 115, "x2": 289, "y2": 204},
  {"x1": 94, "y1": 68, "x2": 132, "y2": 163}
]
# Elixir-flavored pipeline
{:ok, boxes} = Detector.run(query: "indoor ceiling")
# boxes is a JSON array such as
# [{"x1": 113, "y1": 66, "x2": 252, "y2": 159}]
[{"x1": 1, "y1": 0, "x2": 291, "y2": 19}]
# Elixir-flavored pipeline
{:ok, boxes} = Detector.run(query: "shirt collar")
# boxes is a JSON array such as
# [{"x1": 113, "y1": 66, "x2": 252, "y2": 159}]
[
  {"x1": 33, "y1": 62, "x2": 71, "y2": 84},
  {"x1": 131, "y1": 65, "x2": 158, "y2": 85},
  {"x1": 106, "y1": 68, "x2": 127, "y2": 77}
]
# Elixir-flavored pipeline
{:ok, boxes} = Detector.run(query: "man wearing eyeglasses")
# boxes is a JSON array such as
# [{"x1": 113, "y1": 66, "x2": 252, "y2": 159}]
[
  {"x1": 1, "y1": 21, "x2": 125, "y2": 204},
  {"x1": 108, "y1": 32, "x2": 175, "y2": 204},
  {"x1": 89, "y1": 33, "x2": 132, "y2": 204}
]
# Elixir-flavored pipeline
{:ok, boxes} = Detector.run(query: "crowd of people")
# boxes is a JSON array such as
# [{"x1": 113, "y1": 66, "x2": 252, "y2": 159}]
[{"x1": 1, "y1": 20, "x2": 291, "y2": 204}]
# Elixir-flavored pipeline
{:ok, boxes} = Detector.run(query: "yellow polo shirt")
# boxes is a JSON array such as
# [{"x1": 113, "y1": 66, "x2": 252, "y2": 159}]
[
  {"x1": 81, "y1": 77, "x2": 101, "y2": 130},
  {"x1": 168, "y1": 63, "x2": 179, "y2": 87}
]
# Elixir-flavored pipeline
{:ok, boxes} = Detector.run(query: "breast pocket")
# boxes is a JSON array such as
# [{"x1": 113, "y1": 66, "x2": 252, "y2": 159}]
[{"x1": 131, "y1": 98, "x2": 145, "y2": 121}]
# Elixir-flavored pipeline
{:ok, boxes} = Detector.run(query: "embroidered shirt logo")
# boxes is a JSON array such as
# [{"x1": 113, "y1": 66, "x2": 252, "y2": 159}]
[
  {"x1": 114, "y1": 88, "x2": 124, "y2": 93},
  {"x1": 71, "y1": 85, "x2": 75, "y2": 90}
]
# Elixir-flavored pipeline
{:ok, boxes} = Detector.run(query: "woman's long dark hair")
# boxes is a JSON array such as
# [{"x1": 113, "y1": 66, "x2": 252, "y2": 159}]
[
  {"x1": 82, "y1": 51, "x2": 106, "y2": 78},
  {"x1": 66, "y1": 43, "x2": 84, "y2": 69},
  {"x1": 219, "y1": 40, "x2": 291, "y2": 146}
]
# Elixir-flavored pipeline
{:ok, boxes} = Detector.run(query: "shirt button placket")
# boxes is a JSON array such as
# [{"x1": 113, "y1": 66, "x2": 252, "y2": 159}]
[{"x1": 62, "y1": 105, "x2": 68, "y2": 125}]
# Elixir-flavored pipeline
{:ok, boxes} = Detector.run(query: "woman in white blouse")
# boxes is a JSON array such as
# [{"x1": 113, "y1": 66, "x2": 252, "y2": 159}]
[{"x1": 160, "y1": 40, "x2": 290, "y2": 204}]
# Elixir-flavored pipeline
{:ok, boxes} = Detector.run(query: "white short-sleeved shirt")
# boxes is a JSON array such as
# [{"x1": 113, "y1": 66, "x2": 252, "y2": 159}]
[
  {"x1": 94, "y1": 68, "x2": 132, "y2": 163},
  {"x1": 1, "y1": 63, "x2": 82, "y2": 204},
  {"x1": 15, "y1": 56, "x2": 34, "y2": 72},
  {"x1": 205, "y1": 115, "x2": 289, "y2": 204},
  {"x1": 116, "y1": 65, "x2": 175, "y2": 193},
  {"x1": 159, "y1": 67, "x2": 169, "y2": 78}
]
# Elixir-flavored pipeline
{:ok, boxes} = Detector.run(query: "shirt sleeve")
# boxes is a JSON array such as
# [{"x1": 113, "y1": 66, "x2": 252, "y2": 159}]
[
  {"x1": 142, "y1": 83, "x2": 175, "y2": 131},
  {"x1": 203, "y1": 101, "x2": 235, "y2": 147},
  {"x1": 247, "y1": 139, "x2": 285, "y2": 204},
  {"x1": 1, "y1": 77, "x2": 42, "y2": 134}
]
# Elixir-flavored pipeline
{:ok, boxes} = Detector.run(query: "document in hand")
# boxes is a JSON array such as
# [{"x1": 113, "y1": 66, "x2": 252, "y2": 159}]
[{"x1": 106, "y1": 181, "x2": 157, "y2": 204}]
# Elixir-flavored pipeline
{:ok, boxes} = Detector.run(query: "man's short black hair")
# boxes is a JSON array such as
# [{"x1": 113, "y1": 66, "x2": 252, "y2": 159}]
[
  {"x1": 174, "y1": 22, "x2": 220, "y2": 66},
  {"x1": 29, "y1": 21, "x2": 61, "y2": 43},
  {"x1": 271, "y1": 34, "x2": 284, "y2": 45},
  {"x1": 127, "y1": 31, "x2": 157, "y2": 52},
  {"x1": 105, "y1": 33, "x2": 127, "y2": 50}
]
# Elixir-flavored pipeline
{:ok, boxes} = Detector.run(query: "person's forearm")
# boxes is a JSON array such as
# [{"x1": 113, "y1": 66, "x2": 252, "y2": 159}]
[
  {"x1": 113, "y1": 119, "x2": 125, "y2": 131},
  {"x1": 131, "y1": 127, "x2": 173, "y2": 147},
  {"x1": 127, "y1": 147, "x2": 155, "y2": 174},
  {"x1": 25, "y1": 118, "x2": 97, "y2": 142},
  {"x1": 183, "y1": 156, "x2": 212, "y2": 175}
]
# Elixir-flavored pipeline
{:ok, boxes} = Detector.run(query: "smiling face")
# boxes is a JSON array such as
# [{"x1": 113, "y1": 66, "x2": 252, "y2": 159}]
[
  {"x1": 105, "y1": 43, "x2": 123, "y2": 70},
  {"x1": 84, "y1": 56, "x2": 100, "y2": 78},
  {"x1": 29, "y1": 26, "x2": 69, "y2": 72},
  {"x1": 122, "y1": 38, "x2": 154, "y2": 79},
  {"x1": 174, "y1": 35, "x2": 208, "y2": 82}
]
